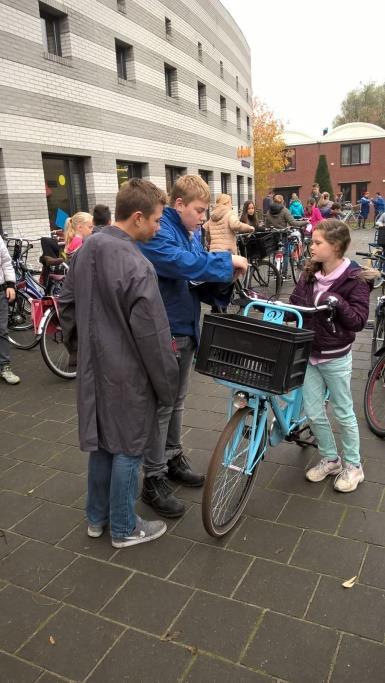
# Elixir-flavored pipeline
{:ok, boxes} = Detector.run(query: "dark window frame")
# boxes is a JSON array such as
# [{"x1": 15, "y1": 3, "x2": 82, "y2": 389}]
[
  {"x1": 284, "y1": 148, "x2": 296, "y2": 172},
  {"x1": 165, "y1": 17, "x2": 172, "y2": 38},
  {"x1": 221, "y1": 172, "x2": 231, "y2": 197},
  {"x1": 219, "y1": 60, "x2": 224, "y2": 78},
  {"x1": 117, "y1": 0, "x2": 126, "y2": 14},
  {"x1": 236, "y1": 107, "x2": 241, "y2": 131},
  {"x1": 220, "y1": 95, "x2": 227, "y2": 122},
  {"x1": 164, "y1": 63, "x2": 178, "y2": 98},
  {"x1": 115, "y1": 39, "x2": 134, "y2": 82},
  {"x1": 40, "y1": 7, "x2": 62, "y2": 57},
  {"x1": 246, "y1": 115, "x2": 250, "y2": 140},
  {"x1": 340, "y1": 142, "x2": 371, "y2": 166},
  {"x1": 197, "y1": 41, "x2": 203, "y2": 61},
  {"x1": 116, "y1": 160, "x2": 145, "y2": 186},
  {"x1": 197, "y1": 81, "x2": 206, "y2": 112}
]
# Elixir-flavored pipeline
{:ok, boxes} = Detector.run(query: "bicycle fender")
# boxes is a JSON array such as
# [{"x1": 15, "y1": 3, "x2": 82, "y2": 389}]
[
  {"x1": 37, "y1": 307, "x2": 52, "y2": 336},
  {"x1": 374, "y1": 345, "x2": 385, "y2": 357}
]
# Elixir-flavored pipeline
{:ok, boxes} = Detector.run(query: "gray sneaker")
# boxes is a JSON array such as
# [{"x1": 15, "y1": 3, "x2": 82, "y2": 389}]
[
  {"x1": 87, "y1": 524, "x2": 105, "y2": 538},
  {"x1": 111, "y1": 516, "x2": 167, "y2": 548},
  {"x1": 306, "y1": 456, "x2": 342, "y2": 482},
  {"x1": 0, "y1": 365, "x2": 20, "y2": 385}
]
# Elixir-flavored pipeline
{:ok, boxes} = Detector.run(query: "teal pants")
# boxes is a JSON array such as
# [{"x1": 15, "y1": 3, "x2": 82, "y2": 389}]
[{"x1": 302, "y1": 352, "x2": 360, "y2": 466}]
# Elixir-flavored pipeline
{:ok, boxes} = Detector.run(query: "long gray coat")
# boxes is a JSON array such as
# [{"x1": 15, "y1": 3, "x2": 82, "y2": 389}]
[{"x1": 59, "y1": 226, "x2": 178, "y2": 455}]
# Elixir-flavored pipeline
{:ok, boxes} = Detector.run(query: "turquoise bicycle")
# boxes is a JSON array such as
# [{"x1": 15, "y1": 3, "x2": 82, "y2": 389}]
[{"x1": 195, "y1": 293, "x2": 336, "y2": 537}]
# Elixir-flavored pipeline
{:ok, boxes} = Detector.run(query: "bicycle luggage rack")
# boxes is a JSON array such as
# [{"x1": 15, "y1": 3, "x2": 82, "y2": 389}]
[{"x1": 196, "y1": 313, "x2": 314, "y2": 394}]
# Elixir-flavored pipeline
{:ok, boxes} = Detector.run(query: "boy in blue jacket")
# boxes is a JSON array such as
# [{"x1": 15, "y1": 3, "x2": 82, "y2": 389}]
[{"x1": 139, "y1": 175, "x2": 248, "y2": 517}]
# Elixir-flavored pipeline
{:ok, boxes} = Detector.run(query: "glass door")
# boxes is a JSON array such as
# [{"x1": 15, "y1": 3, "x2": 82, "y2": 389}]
[{"x1": 42, "y1": 155, "x2": 88, "y2": 229}]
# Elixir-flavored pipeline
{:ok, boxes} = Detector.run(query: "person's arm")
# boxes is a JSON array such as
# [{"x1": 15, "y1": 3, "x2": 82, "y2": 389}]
[
  {"x1": 128, "y1": 270, "x2": 178, "y2": 407},
  {"x1": 140, "y1": 228, "x2": 233, "y2": 282},
  {"x1": 228, "y1": 213, "x2": 254, "y2": 234},
  {"x1": 284, "y1": 209, "x2": 307, "y2": 228},
  {"x1": 317, "y1": 279, "x2": 370, "y2": 331},
  {"x1": 0, "y1": 237, "x2": 16, "y2": 286},
  {"x1": 58, "y1": 252, "x2": 78, "y2": 356}
]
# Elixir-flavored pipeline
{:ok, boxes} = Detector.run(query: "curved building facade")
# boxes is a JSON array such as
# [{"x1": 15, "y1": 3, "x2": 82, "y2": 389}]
[{"x1": 0, "y1": 0, "x2": 253, "y2": 238}]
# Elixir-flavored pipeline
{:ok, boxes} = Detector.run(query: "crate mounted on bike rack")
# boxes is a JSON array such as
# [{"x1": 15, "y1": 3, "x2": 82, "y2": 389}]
[
  {"x1": 196, "y1": 314, "x2": 314, "y2": 394},
  {"x1": 375, "y1": 226, "x2": 385, "y2": 248},
  {"x1": 244, "y1": 231, "x2": 278, "y2": 260}
]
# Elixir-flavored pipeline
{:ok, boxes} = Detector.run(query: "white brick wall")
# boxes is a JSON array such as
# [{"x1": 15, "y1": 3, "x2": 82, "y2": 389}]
[
  {"x1": 0, "y1": 4, "x2": 41, "y2": 44},
  {"x1": 0, "y1": 167, "x2": 46, "y2": 195}
]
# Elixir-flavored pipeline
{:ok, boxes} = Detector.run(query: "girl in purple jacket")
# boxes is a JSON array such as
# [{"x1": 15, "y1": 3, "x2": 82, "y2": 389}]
[{"x1": 290, "y1": 220, "x2": 373, "y2": 492}]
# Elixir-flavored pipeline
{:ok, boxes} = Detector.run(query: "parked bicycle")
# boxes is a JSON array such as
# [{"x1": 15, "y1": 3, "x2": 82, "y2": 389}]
[
  {"x1": 195, "y1": 292, "x2": 336, "y2": 537},
  {"x1": 341, "y1": 203, "x2": 361, "y2": 230},
  {"x1": 237, "y1": 231, "x2": 281, "y2": 299}
]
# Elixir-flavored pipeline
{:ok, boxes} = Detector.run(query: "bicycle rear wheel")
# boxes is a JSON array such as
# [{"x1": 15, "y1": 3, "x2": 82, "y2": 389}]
[
  {"x1": 364, "y1": 353, "x2": 385, "y2": 436},
  {"x1": 290, "y1": 243, "x2": 305, "y2": 284},
  {"x1": 371, "y1": 316, "x2": 385, "y2": 367},
  {"x1": 202, "y1": 407, "x2": 267, "y2": 537},
  {"x1": 8, "y1": 290, "x2": 39, "y2": 350},
  {"x1": 40, "y1": 308, "x2": 76, "y2": 379},
  {"x1": 348, "y1": 214, "x2": 359, "y2": 230},
  {"x1": 248, "y1": 259, "x2": 281, "y2": 298}
]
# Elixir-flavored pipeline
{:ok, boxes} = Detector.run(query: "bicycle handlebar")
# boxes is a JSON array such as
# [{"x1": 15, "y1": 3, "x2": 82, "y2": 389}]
[{"x1": 356, "y1": 251, "x2": 385, "y2": 261}]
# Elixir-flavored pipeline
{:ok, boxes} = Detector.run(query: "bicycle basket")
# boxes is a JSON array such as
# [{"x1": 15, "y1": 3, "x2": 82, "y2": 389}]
[
  {"x1": 376, "y1": 226, "x2": 385, "y2": 247},
  {"x1": 245, "y1": 231, "x2": 277, "y2": 260},
  {"x1": 195, "y1": 314, "x2": 314, "y2": 394}
]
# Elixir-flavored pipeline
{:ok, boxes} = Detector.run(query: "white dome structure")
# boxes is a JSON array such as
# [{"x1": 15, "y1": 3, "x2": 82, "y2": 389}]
[{"x1": 322, "y1": 122, "x2": 385, "y2": 142}]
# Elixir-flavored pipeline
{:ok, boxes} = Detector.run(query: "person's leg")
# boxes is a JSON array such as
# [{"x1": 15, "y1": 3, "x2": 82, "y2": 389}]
[
  {"x1": 86, "y1": 448, "x2": 113, "y2": 533},
  {"x1": 302, "y1": 362, "x2": 342, "y2": 482},
  {"x1": 109, "y1": 453, "x2": 141, "y2": 538},
  {"x1": 0, "y1": 292, "x2": 20, "y2": 385}
]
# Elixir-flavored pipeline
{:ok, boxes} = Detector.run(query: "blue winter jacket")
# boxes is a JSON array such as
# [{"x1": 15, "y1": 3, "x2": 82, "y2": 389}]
[
  {"x1": 359, "y1": 196, "x2": 371, "y2": 217},
  {"x1": 373, "y1": 196, "x2": 385, "y2": 215},
  {"x1": 139, "y1": 207, "x2": 233, "y2": 343},
  {"x1": 289, "y1": 200, "x2": 305, "y2": 218}
]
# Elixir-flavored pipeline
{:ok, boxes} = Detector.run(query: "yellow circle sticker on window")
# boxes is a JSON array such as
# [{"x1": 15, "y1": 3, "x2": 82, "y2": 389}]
[{"x1": 58, "y1": 175, "x2": 66, "y2": 186}]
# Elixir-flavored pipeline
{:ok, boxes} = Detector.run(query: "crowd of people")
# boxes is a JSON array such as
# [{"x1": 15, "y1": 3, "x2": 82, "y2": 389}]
[{"x1": 0, "y1": 174, "x2": 375, "y2": 549}]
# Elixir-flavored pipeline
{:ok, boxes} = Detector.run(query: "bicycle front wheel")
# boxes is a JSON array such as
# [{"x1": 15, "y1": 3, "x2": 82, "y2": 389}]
[
  {"x1": 248, "y1": 259, "x2": 281, "y2": 298},
  {"x1": 290, "y1": 243, "x2": 305, "y2": 284},
  {"x1": 40, "y1": 308, "x2": 76, "y2": 379},
  {"x1": 202, "y1": 407, "x2": 267, "y2": 537},
  {"x1": 8, "y1": 290, "x2": 39, "y2": 350},
  {"x1": 348, "y1": 214, "x2": 359, "y2": 230},
  {"x1": 364, "y1": 353, "x2": 385, "y2": 436},
  {"x1": 371, "y1": 317, "x2": 385, "y2": 367}
]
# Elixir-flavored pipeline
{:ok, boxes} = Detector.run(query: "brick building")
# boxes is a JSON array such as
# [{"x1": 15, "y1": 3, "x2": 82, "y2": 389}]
[
  {"x1": 0, "y1": 0, "x2": 253, "y2": 239},
  {"x1": 270, "y1": 122, "x2": 385, "y2": 211}
]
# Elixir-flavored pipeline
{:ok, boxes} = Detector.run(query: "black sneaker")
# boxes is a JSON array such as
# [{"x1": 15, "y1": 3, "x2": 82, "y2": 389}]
[
  {"x1": 141, "y1": 476, "x2": 185, "y2": 518},
  {"x1": 167, "y1": 453, "x2": 205, "y2": 488}
]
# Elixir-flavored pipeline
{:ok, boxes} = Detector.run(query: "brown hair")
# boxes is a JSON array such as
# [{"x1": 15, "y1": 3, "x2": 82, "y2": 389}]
[
  {"x1": 273, "y1": 194, "x2": 284, "y2": 204},
  {"x1": 169, "y1": 174, "x2": 210, "y2": 206},
  {"x1": 115, "y1": 179, "x2": 167, "y2": 220},
  {"x1": 65, "y1": 212, "x2": 92, "y2": 246},
  {"x1": 304, "y1": 219, "x2": 351, "y2": 280}
]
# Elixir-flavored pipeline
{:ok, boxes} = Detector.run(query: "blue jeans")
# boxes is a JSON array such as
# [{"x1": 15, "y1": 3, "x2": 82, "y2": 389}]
[
  {"x1": 302, "y1": 352, "x2": 360, "y2": 466},
  {"x1": 87, "y1": 449, "x2": 142, "y2": 538}
]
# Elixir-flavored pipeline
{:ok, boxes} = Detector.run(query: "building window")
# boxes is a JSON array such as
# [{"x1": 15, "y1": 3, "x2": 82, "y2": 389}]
[
  {"x1": 236, "y1": 107, "x2": 241, "y2": 131},
  {"x1": 197, "y1": 41, "x2": 203, "y2": 61},
  {"x1": 246, "y1": 88, "x2": 249, "y2": 103},
  {"x1": 40, "y1": 5, "x2": 63, "y2": 57},
  {"x1": 341, "y1": 142, "x2": 370, "y2": 166},
  {"x1": 246, "y1": 115, "x2": 250, "y2": 140},
  {"x1": 116, "y1": 160, "x2": 146, "y2": 187},
  {"x1": 220, "y1": 96, "x2": 227, "y2": 122},
  {"x1": 219, "y1": 60, "x2": 224, "y2": 78},
  {"x1": 356, "y1": 182, "x2": 368, "y2": 203},
  {"x1": 339, "y1": 183, "x2": 352, "y2": 203},
  {"x1": 236, "y1": 75, "x2": 239, "y2": 91},
  {"x1": 164, "y1": 64, "x2": 178, "y2": 98},
  {"x1": 197, "y1": 82, "x2": 207, "y2": 112},
  {"x1": 284, "y1": 148, "x2": 296, "y2": 171},
  {"x1": 115, "y1": 40, "x2": 134, "y2": 82},
  {"x1": 165, "y1": 165, "x2": 186, "y2": 194},
  {"x1": 198, "y1": 169, "x2": 213, "y2": 188},
  {"x1": 221, "y1": 172, "x2": 231, "y2": 196},
  {"x1": 117, "y1": 0, "x2": 126, "y2": 13},
  {"x1": 165, "y1": 17, "x2": 172, "y2": 38},
  {"x1": 247, "y1": 177, "x2": 253, "y2": 200},
  {"x1": 237, "y1": 175, "x2": 244, "y2": 209},
  {"x1": 42, "y1": 154, "x2": 88, "y2": 230}
]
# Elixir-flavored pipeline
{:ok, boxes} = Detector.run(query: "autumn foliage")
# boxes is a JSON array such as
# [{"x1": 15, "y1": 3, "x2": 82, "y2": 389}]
[{"x1": 252, "y1": 98, "x2": 287, "y2": 197}]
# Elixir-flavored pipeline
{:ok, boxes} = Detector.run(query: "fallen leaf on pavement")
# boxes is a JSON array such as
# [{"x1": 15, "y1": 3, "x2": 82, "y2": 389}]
[
  {"x1": 49, "y1": 635, "x2": 56, "y2": 645},
  {"x1": 342, "y1": 576, "x2": 357, "y2": 589}
]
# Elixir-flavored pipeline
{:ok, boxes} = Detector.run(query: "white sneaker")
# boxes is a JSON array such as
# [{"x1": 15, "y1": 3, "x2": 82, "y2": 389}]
[
  {"x1": 334, "y1": 463, "x2": 364, "y2": 493},
  {"x1": 111, "y1": 516, "x2": 167, "y2": 548},
  {"x1": 0, "y1": 365, "x2": 20, "y2": 385},
  {"x1": 306, "y1": 456, "x2": 342, "y2": 482},
  {"x1": 87, "y1": 524, "x2": 105, "y2": 538}
]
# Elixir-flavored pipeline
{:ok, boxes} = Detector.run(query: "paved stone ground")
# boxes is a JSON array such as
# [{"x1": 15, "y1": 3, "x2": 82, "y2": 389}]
[{"x1": 0, "y1": 229, "x2": 384, "y2": 683}]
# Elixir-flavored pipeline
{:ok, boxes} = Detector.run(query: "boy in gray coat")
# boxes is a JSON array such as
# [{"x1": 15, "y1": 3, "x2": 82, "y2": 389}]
[{"x1": 0, "y1": 236, "x2": 20, "y2": 384}]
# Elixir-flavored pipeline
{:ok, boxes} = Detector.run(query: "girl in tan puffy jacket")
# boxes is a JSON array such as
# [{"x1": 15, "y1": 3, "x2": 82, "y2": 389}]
[{"x1": 204, "y1": 194, "x2": 254, "y2": 254}]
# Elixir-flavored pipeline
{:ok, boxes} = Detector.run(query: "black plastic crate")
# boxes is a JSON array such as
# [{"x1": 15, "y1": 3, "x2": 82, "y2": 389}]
[
  {"x1": 245, "y1": 231, "x2": 277, "y2": 260},
  {"x1": 196, "y1": 314, "x2": 314, "y2": 394},
  {"x1": 376, "y1": 226, "x2": 385, "y2": 247}
]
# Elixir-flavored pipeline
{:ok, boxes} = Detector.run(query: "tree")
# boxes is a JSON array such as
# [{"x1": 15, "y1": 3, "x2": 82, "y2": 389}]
[
  {"x1": 314, "y1": 155, "x2": 333, "y2": 199},
  {"x1": 333, "y1": 82, "x2": 385, "y2": 129},
  {"x1": 252, "y1": 98, "x2": 287, "y2": 198}
]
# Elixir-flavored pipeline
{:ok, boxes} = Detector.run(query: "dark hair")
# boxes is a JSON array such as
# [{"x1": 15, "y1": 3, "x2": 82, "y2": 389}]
[
  {"x1": 307, "y1": 198, "x2": 316, "y2": 206},
  {"x1": 240, "y1": 200, "x2": 257, "y2": 227},
  {"x1": 93, "y1": 204, "x2": 111, "y2": 226},
  {"x1": 330, "y1": 203, "x2": 341, "y2": 211},
  {"x1": 115, "y1": 179, "x2": 167, "y2": 220},
  {"x1": 304, "y1": 219, "x2": 351, "y2": 280}
]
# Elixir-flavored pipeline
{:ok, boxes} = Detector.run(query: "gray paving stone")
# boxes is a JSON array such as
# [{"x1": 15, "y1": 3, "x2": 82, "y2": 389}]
[
  {"x1": 330, "y1": 634, "x2": 385, "y2": 683},
  {"x1": 243, "y1": 610, "x2": 339, "y2": 683},
  {"x1": 56, "y1": 429, "x2": 80, "y2": 447},
  {"x1": 27, "y1": 421, "x2": 75, "y2": 443},
  {"x1": 31, "y1": 471, "x2": 87, "y2": 506},
  {"x1": 184, "y1": 394, "x2": 227, "y2": 413},
  {"x1": 0, "y1": 585, "x2": 59, "y2": 653},
  {"x1": 0, "y1": 456, "x2": 18, "y2": 475},
  {"x1": 35, "y1": 673, "x2": 64, "y2": 683},
  {"x1": 290, "y1": 530, "x2": 366, "y2": 578},
  {"x1": 363, "y1": 459, "x2": 385, "y2": 484},
  {"x1": 268, "y1": 464, "x2": 326, "y2": 499},
  {"x1": 253, "y1": 460, "x2": 280, "y2": 487},
  {"x1": 9, "y1": 439, "x2": 68, "y2": 465},
  {"x1": 185, "y1": 655, "x2": 273, "y2": 682},
  {"x1": 339, "y1": 507, "x2": 385, "y2": 545},
  {"x1": 360, "y1": 544, "x2": 385, "y2": 589},
  {"x1": 170, "y1": 543, "x2": 253, "y2": 596},
  {"x1": 228, "y1": 516, "x2": 302, "y2": 562},
  {"x1": 235, "y1": 557, "x2": 319, "y2": 617},
  {"x1": 19, "y1": 605, "x2": 123, "y2": 680},
  {"x1": 0, "y1": 432, "x2": 34, "y2": 456},
  {"x1": 0, "y1": 490, "x2": 43, "y2": 529},
  {"x1": 361, "y1": 436, "x2": 385, "y2": 461},
  {"x1": 101, "y1": 572, "x2": 193, "y2": 634},
  {"x1": 321, "y1": 478, "x2": 384, "y2": 510},
  {"x1": 112, "y1": 533, "x2": 193, "y2": 578},
  {"x1": 36, "y1": 404, "x2": 77, "y2": 423},
  {"x1": 0, "y1": 652, "x2": 42, "y2": 683},
  {"x1": 277, "y1": 495, "x2": 345, "y2": 533},
  {"x1": 13, "y1": 502, "x2": 83, "y2": 545},
  {"x1": 45, "y1": 446, "x2": 88, "y2": 474},
  {"x1": 265, "y1": 443, "x2": 314, "y2": 468},
  {"x1": 87, "y1": 628, "x2": 191, "y2": 683},
  {"x1": 0, "y1": 530, "x2": 27, "y2": 560},
  {"x1": 245, "y1": 486, "x2": 289, "y2": 521},
  {"x1": 307, "y1": 575, "x2": 385, "y2": 641},
  {"x1": 171, "y1": 503, "x2": 237, "y2": 546},
  {"x1": 0, "y1": 414, "x2": 46, "y2": 436},
  {"x1": 0, "y1": 540, "x2": 74, "y2": 592},
  {"x1": 182, "y1": 409, "x2": 224, "y2": 430},
  {"x1": 173, "y1": 591, "x2": 261, "y2": 661},
  {"x1": 0, "y1": 462, "x2": 56, "y2": 495},
  {"x1": 58, "y1": 522, "x2": 116, "y2": 561}
]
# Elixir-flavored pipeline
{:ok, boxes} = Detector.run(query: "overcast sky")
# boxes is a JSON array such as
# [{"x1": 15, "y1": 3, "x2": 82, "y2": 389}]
[{"x1": 221, "y1": 0, "x2": 385, "y2": 138}]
